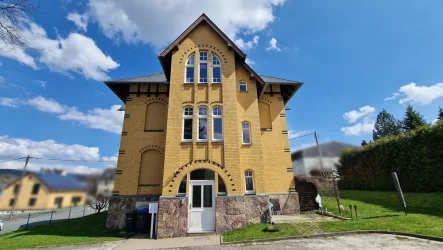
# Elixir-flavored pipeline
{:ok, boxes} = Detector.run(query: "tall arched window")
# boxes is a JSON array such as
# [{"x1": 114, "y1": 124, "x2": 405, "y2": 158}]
[
  {"x1": 244, "y1": 170, "x2": 255, "y2": 194},
  {"x1": 145, "y1": 102, "x2": 166, "y2": 131},
  {"x1": 199, "y1": 51, "x2": 208, "y2": 83},
  {"x1": 212, "y1": 54, "x2": 221, "y2": 83},
  {"x1": 242, "y1": 122, "x2": 251, "y2": 145},
  {"x1": 183, "y1": 106, "x2": 193, "y2": 141},
  {"x1": 239, "y1": 81, "x2": 247, "y2": 92},
  {"x1": 198, "y1": 106, "x2": 208, "y2": 141},
  {"x1": 185, "y1": 54, "x2": 195, "y2": 83},
  {"x1": 139, "y1": 150, "x2": 164, "y2": 187},
  {"x1": 258, "y1": 102, "x2": 272, "y2": 129},
  {"x1": 212, "y1": 106, "x2": 223, "y2": 141}
]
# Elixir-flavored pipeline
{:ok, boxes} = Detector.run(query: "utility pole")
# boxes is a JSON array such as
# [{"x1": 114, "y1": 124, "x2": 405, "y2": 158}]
[
  {"x1": 9, "y1": 155, "x2": 31, "y2": 219},
  {"x1": 314, "y1": 132, "x2": 324, "y2": 170}
]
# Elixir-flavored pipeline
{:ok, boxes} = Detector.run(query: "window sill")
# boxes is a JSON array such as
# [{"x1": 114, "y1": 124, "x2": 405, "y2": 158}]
[
  {"x1": 260, "y1": 128, "x2": 272, "y2": 131},
  {"x1": 212, "y1": 140, "x2": 224, "y2": 143},
  {"x1": 239, "y1": 91, "x2": 248, "y2": 93},
  {"x1": 212, "y1": 82, "x2": 222, "y2": 84},
  {"x1": 196, "y1": 140, "x2": 208, "y2": 143},
  {"x1": 198, "y1": 82, "x2": 208, "y2": 84},
  {"x1": 242, "y1": 143, "x2": 252, "y2": 146},
  {"x1": 245, "y1": 192, "x2": 256, "y2": 195},
  {"x1": 181, "y1": 140, "x2": 193, "y2": 144}
]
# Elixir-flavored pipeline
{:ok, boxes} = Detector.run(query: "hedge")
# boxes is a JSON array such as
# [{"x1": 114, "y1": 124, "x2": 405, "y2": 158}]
[{"x1": 338, "y1": 122, "x2": 443, "y2": 192}]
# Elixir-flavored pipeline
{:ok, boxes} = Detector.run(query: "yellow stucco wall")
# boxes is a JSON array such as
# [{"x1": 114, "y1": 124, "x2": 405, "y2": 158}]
[
  {"x1": 0, "y1": 175, "x2": 86, "y2": 210},
  {"x1": 113, "y1": 22, "x2": 294, "y2": 197}
]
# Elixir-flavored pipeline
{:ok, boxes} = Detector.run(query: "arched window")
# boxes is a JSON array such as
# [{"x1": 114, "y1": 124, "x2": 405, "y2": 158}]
[
  {"x1": 139, "y1": 150, "x2": 164, "y2": 187},
  {"x1": 199, "y1": 51, "x2": 208, "y2": 83},
  {"x1": 212, "y1": 106, "x2": 223, "y2": 141},
  {"x1": 258, "y1": 102, "x2": 272, "y2": 129},
  {"x1": 218, "y1": 175, "x2": 227, "y2": 196},
  {"x1": 178, "y1": 175, "x2": 187, "y2": 196},
  {"x1": 198, "y1": 106, "x2": 208, "y2": 141},
  {"x1": 239, "y1": 81, "x2": 247, "y2": 92},
  {"x1": 212, "y1": 54, "x2": 221, "y2": 83},
  {"x1": 242, "y1": 122, "x2": 251, "y2": 145},
  {"x1": 183, "y1": 106, "x2": 193, "y2": 141},
  {"x1": 185, "y1": 54, "x2": 195, "y2": 83},
  {"x1": 145, "y1": 102, "x2": 166, "y2": 131},
  {"x1": 244, "y1": 170, "x2": 255, "y2": 194}
]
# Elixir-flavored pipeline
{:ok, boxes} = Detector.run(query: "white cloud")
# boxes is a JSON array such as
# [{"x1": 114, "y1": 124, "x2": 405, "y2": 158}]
[
  {"x1": 288, "y1": 130, "x2": 313, "y2": 139},
  {"x1": 341, "y1": 117, "x2": 375, "y2": 136},
  {"x1": 59, "y1": 105, "x2": 123, "y2": 134},
  {"x1": 266, "y1": 37, "x2": 281, "y2": 52},
  {"x1": 67, "y1": 12, "x2": 89, "y2": 31},
  {"x1": 384, "y1": 92, "x2": 400, "y2": 101},
  {"x1": 235, "y1": 36, "x2": 259, "y2": 51},
  {"x1": 343, "y1": 105, "x2": 376, "y2": 124},
  {"x1": 397, "y1": 82, "x2": 443, "y2": 105},
  {"x1": 35, "y1": 80, "x2": 47, "y2": 88},
  {"x1": 0, "y1": 135, "x2": 100, "y2": 161},
  {"x1": 245, "y1": 58, "x2": 256, "y2": 65},
  {"x1": 0, "y1": 96, "x2": 123, "y2": 133},
  {"x1": 0, "y1": 97, "x2": 22, "y2": 108},
  {"x1": 27, "y1": 96, "x2": 66, "y2": 114},
  {"x1": 85, "y1": 0, "x2": 285, "y2": 48},
  {"x1": 0, "y1": 21, "x2": 119, "y2": 81}
]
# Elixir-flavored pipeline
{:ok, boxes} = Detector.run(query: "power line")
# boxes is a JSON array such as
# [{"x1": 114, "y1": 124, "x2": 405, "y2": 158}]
[
  {"x1": 30, "y1": 157, "x2": 117, "y2": 163},
  {"x1": 0, "y1": 157, "x2": 26, "y2": 164},
  {"x1": 289, "y1": 132, "x2": 315, "y2": 140}
]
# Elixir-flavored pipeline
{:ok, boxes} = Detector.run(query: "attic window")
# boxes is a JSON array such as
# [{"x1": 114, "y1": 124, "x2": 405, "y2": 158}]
[
  {"x1": 199, "y1": 52, "x2": 208, "y2": 83},
  {"x1": 185, "y1": 54, "x2": 195, "y2": 83},
  {"x1": 212, "y1": 54, "x2": 221, "y2": 83}
]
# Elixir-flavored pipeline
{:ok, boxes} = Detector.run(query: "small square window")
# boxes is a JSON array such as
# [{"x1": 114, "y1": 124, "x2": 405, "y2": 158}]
[
  {"x1": 239, "y1": 81, "x2": 247, "y2": 92},
  {"x1": 29, "y1": 198, "x2": 37, "y2": 207}
]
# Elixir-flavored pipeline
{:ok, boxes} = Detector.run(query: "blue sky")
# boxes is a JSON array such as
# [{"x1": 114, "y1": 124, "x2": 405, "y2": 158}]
[{"x1": 1, "y1": 0, "x2": 443, "y2": 173}]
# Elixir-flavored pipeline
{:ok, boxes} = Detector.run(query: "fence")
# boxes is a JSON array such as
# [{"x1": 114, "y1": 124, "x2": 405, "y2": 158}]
[{"x1": 0, "y1": 204, "x2": 108, "y2": 234}]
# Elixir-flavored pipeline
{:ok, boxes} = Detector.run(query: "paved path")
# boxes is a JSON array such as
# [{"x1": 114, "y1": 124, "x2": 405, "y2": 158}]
[
  {"x1": 0, "y1": 206, "x2": 97, "y2": 234},
  {"x1": 23, "y1": 234, "x2": 443, "y2": 250}
]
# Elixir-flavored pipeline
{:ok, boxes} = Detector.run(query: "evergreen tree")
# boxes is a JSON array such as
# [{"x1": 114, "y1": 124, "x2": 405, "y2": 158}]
[
  {"x1": 361, "y1": 140, "x2": 368, "y2": 146},
  {"x1": 372, "y1": 109, "x2": 402, "y2": 141},
  {"x1": 402, "y1": 104, "x2": 427, "y2": 132},
  {"x1": 437, "y1": 106, "x2": 443, "y2": 124}
]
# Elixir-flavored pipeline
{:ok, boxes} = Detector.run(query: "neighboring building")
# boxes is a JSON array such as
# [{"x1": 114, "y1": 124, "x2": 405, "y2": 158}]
[
  {"x1": 0, "y1": 173, "x2": 87, "y2": 210},
  {"x1": 105, "y1": 14, "x2": 303, "y2": 238},
  {"x1": 291, "y1": 141, "x2": 356, "y2": 176},
  {"x1": 96, "y1": 168, "x2": 115, "y2": 197}
]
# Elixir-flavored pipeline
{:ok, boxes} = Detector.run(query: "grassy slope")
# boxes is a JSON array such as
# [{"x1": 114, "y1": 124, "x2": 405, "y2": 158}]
[
  {"x1": 0, "y1": 212, "x2": 124, "y2": 250},
  {"x1": 320, "y1": 190, "x2": 443, "y2": 237},
  {"x1": 223, "y1": 190, "x2": 443, "y2": 242}
]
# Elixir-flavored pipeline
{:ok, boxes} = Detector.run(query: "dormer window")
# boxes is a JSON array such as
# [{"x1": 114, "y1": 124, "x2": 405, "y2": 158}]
[
  {"x1": 212, "y1": 55, "x2": 221, "y2": 83},
  {"x1": 185, "y1": 54, "x2": 195, "y2": 83},
  {"x1": 199, "y1": 52, "x2": 208, "y2": 83}
]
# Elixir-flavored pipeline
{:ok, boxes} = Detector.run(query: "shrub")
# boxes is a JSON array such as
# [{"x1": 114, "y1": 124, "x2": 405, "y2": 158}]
[{"x1": 338, "y1": 123, "x2": 443, "y2": 192}]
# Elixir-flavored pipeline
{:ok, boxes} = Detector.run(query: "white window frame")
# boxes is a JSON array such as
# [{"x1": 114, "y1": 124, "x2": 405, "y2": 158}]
[
  {"x1": 212, "y1": 54, "x2": 222, "y2": 83},
  {"x1": 197, "y1": 106, "x2": 208, "y2": 142},
  {"x1": 199, "y1": 51, "x2": 208, "y2": 83},
  {"x1": 212, "y1": 106, "x2": 223, "y2": 142},
  {"x1": 242, "y1": 122, "x2": 251, "y2": 145},
  {"x1": 185, "y1": 54, "x2": 195, "y2": 83},
  {"x1": 244, "y1": 170, "x2": 255, "y2": 194},
  {"x1": 239, "y1": 81, "x2": 247, "y2": 92},
  {"x1": 182, "y1": 106, "x2": 194, "y2": 142}
]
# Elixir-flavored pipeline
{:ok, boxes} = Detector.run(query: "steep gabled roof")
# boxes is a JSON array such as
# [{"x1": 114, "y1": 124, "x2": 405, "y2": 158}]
[{"x1": 105, "y1": 73, "x2": 168, "y2": 84}]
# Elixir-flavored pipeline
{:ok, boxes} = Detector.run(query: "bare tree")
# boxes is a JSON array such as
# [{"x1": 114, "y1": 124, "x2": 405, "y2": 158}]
[
  {"x1": 0, "y1": 0, "x2": 39, "y2": 50},
  {"x1": 89, "y1": 195, "x2": 109, "y2": 214}
]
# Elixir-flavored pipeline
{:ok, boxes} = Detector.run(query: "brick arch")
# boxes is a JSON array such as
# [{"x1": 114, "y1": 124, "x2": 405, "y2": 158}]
[
  {"x1": 138, "y1": 145, "x2": 165, "y2": 154},
  {"x1": 178, "y1": 44, "x2": 228, "y2": 64},
  {"x1": 164, "y1": 160, "x2": 236, "y2": 195},
  {"x1": 144, "y1": 97, "x2": 168, "y2": 105}
]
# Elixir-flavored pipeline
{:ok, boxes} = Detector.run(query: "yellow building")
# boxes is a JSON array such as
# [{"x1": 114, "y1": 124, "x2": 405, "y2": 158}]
[
  {"x1": 105, "y1": 14, "x2": 303, "y2": 238},
  {"x1": 0, "y1": 173, "x2": 86, "y2": 210}
]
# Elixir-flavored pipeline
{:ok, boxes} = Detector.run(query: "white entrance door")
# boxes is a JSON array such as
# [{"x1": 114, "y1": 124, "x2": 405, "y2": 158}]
[{"x1": 188, "y1": 180, "x2": 215, "y2": 233}]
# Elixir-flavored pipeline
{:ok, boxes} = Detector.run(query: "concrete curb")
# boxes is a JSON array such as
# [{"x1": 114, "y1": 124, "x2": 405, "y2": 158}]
[{"x1": 222, "y1": 230, "x2": 443, "y2": 245}]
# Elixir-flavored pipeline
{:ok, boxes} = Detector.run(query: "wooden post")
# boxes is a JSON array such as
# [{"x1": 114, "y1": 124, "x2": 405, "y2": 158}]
[
  {"x1": 68, "y1": 207, "x2": 72, "y2": 220},
  {"x1": 82, "y1": 206, "x2": 86, "y2": 219},
  {"x1": 49, "y1": 210, "x2": 54, "y2": 224}
]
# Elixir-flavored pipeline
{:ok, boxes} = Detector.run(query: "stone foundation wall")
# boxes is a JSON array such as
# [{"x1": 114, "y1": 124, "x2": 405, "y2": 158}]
[
  {"x1": 157, "y1": 197, "x2": 188, "y2": 239},
  {"x1": 106, "y1": 195, "x2": 159, "y2": 230},
  {"x1": 215, "y1": 193, "x2": 299, "y2": 234}
]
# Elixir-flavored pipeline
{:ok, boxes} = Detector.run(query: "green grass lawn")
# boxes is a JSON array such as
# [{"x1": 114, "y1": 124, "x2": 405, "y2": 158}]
[
  {"x1": 0, "y1": 212, "x2": 124, "y2": 250},
  {"x1": 223, "y1": 190, "x2": 443, "y2": 243}
]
